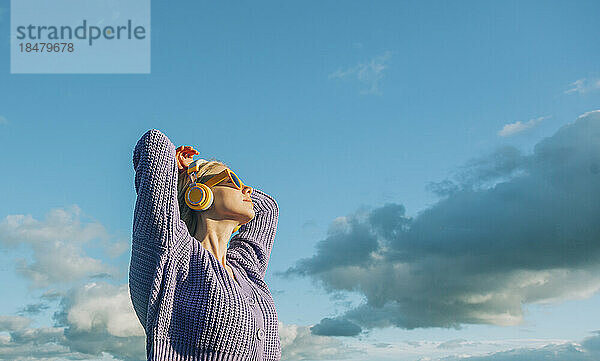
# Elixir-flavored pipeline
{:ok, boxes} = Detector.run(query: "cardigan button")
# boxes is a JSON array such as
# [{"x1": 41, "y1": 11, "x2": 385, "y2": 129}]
[{"x1": 256, "y1": 328, "x2": 265, "y2": 340}]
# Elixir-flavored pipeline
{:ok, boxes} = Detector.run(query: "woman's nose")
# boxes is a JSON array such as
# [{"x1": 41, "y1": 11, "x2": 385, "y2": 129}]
[{"x1": 242, "y1": 185, "x2": 253, "y2": 195}]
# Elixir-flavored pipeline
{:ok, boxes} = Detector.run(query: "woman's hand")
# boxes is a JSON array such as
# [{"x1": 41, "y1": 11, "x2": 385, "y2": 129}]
[{"x1": 176, "y1": 145, "x2": 199, "y2": 171}]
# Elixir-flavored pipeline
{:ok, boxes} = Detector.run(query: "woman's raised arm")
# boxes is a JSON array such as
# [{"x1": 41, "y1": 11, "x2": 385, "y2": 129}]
[
  {"x1": 228, "y1": 188, "x2": 279, "y2": 279},
  {"x1": 132, "y1": 129, "x2": 181, "y2": 251}
]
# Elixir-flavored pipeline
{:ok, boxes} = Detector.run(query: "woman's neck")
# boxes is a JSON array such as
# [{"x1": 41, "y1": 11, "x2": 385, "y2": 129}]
[{"x1": 194, "y1": 218, "x2": 237, "y2": 268}]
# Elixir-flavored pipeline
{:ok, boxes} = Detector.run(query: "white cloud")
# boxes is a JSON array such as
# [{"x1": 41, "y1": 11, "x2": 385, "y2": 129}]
[
  {"x1": 279, "y1": 322, "x2": 586, "y2": 361},
  {"x1": 55, "y1": 282, "x2": 146, "y2": 359},
  {"x1": 0, "y1": 282, "x2": 145, "y2": 360},
  {"x1": 564, "y1": 78, "x2": 600, "y2": 95},
  {"x1": 0, "y1": 205, "x2": 126, "y2": 288},
  {"x1": 498, "y1": 116, "x2": 547, "y2": 137},
  {"x1": 2, "y1": 312, "x2": 590, "y2": 361},
  {"x1": 0, "y1": 316, "x2": 31, "y2": 332},
  {"x1": 0, "y1": 319, "x2": 121, "y2": 360},
  {"x1": 576, "y1": 109, "x2": 600, "y2": 120},
  {"x1": 0, "y1": 206, "x2": 143, "y2": 359},
  {"x1": 397, "y1": 337, "x2": 593, "y2": 361},
  {"x1": 60, "y1": 282, "x2": 144, "y2": 338},
  {"x1": 2, "y1": 298, "x2": 346, "y2": 361},
  {"x1": 439, "y1": 333, "x2": 600, "y2": 361},
  {"x1": 376, "y1": 337, "x2": 577, "y2": 361},
  {"x1": 329, "y1": 51, "x2": 392, "y2": 95},
  {"x1": 0, "y1": 116, "x2": 7, "y2": 125}
]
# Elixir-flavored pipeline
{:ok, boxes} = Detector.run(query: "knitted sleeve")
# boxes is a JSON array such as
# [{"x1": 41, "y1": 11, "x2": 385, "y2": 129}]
[
  {"x1": 228, "y1": 188, "x2": 279, "y2": 279},
  {"x1": 132, "y1": 128, "x2": 182, "y2": 251}
]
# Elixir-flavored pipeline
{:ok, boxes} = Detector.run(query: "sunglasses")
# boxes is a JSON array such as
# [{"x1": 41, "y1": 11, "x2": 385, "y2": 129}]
[
  {"x1": 204, "y1": 168, "x2": 252, "y2": 192},
  {"x1": 188, "y1": 161, "x2": 252, "y2": 194}
]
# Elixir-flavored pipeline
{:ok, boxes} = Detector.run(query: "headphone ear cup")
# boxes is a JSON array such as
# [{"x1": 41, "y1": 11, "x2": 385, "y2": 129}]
[{"x1": 185, "y1": 183, "x2": 214, "y2": 211}]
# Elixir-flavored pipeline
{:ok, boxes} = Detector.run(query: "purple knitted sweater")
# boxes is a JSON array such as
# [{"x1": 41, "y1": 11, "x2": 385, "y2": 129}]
[{"x1": 129, "y1": 129, "x2": 281, "y2": 361}]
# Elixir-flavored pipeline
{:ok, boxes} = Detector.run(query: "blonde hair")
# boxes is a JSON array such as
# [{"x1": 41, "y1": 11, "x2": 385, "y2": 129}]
[{"x1": 177, "y1": 158, "x2": 229, "y2": 236}]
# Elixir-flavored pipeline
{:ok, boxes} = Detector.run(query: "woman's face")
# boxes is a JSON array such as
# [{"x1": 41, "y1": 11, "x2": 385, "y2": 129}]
[{"x1": 204, "y1": 164, "x2": 255, "y2": 225}]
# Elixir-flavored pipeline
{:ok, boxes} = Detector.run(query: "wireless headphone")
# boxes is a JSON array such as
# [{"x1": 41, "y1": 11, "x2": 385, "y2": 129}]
[
  {"x1": 184, "y1": 159, "x2": 242, "y2": 234},
  {"x1": 185, "y1": 159, "x2": 214, "y2": 211}
]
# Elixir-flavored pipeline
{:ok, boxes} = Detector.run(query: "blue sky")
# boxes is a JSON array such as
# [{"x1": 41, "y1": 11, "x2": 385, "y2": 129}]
[{"x1": 1, "y1": 1, "x2": 600, "y2": 360}]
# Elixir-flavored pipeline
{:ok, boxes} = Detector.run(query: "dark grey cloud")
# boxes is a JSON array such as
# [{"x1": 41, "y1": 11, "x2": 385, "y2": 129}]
[
  {"x1": 280, "y1": 110, "x2": 600, "y2": 334},
  {"x1": 17, "y1": 302, "x2": 50, "y2": 316},
  {"x1": 446, "y1": 145, "x2": 527, "y2": 190},
  {"x1": 581, "y1": 330, "x2": 600, "y2": 352},
  {"x1": 310, "y1": 317, "x2": 362, "y2": 336},
  {"x1": 285, "y1": 214, "x2": 380, "y2": 277}
]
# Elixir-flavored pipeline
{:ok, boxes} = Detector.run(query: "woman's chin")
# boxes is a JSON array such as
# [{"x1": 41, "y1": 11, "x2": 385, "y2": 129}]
[
  {"x1": 245, "y1": 211, "x2": 255, "y2": 223},
  {"x1": 241, "y1": 209, "x2": 255, "y2": 224}
]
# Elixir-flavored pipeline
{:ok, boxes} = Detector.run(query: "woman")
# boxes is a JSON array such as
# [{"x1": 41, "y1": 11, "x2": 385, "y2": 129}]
[{"x1": 129, "y1": 129, "x2": 281, "y2": 361}]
